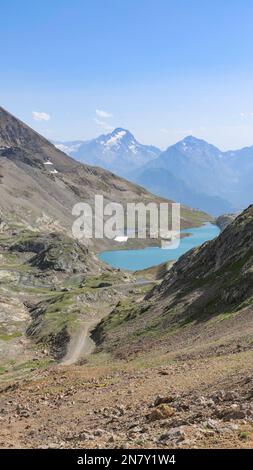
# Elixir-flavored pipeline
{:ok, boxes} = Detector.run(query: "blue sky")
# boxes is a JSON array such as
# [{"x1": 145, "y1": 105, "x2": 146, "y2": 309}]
[{"x1": 1, "y1": 0, "x2": 253, "y2": 149}]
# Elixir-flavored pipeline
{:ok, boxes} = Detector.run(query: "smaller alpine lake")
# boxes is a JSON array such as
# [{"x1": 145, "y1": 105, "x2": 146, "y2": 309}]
[{"x1": 99, "y1": 223, "x2": 220, "y2": 271}]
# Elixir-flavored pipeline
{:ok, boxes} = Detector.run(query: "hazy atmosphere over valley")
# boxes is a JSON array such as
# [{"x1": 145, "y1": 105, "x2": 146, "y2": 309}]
[{"x1": 0, "y1": 0, "x2": 253, "y2": 460}]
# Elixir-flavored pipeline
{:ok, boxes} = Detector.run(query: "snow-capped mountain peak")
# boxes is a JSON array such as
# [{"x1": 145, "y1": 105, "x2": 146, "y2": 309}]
[
  {"x1": 174, "y1": 135, "x2": 222, "y2": 159},
  {"x1": 54, "y1": 129, "x2": 161, "y2": 176},
  {"x1": 103, "y1": 129, "x2": 128, "y2": 147}
]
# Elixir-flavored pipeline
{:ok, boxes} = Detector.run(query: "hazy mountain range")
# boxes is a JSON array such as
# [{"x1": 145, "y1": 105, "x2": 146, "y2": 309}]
[{"x1": 55, "y1": 131, "x2": 253, "y2": 216}]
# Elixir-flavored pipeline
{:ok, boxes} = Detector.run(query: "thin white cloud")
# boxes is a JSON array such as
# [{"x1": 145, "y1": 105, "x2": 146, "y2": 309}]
[
  {"x1": 94, "y1": 118, "x2": 114, "y2": 132},
  {"x1": 239, "y1": 112, "x2": 253, "y2": 118},
  {"x1": 32, "y1": 111, "x2": 51, "y2": 121},
  {"x1": 95, "y1": 109, "x2": 113, "y2": 119}
]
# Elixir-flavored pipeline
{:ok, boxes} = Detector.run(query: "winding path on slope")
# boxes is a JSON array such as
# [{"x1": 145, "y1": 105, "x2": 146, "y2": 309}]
[
  {"x1": 61, "y1": 279, "x2": 157, "y2": 366},
  {"x1": 61, "y1": 319, "x2": 98, "y2": 366}
]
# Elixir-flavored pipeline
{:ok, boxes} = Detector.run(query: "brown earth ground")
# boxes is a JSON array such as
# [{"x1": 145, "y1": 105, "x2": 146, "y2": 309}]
[{"x1": 0, "y1": 331, "x2": 253, "y2": 449}]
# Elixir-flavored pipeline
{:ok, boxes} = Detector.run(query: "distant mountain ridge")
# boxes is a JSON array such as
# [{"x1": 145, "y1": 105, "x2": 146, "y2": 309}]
[
  {"x1": 55, "y1": 132, "x2": 253, "y2": 216},
  {"x1": 54, "y1": 128, "x2": 161, "y2": 177},
  {"x1": 130, "y1": 135, "x2": 253, "y2": 216},
  {"x1": 138, "y1": 136, "x2": 238, "y2": 200}
]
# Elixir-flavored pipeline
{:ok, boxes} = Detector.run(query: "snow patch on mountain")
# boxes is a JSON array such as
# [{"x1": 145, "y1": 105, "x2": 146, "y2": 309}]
[{"x1": 105, "y1": 130, "x2": 127, "y2": 146}]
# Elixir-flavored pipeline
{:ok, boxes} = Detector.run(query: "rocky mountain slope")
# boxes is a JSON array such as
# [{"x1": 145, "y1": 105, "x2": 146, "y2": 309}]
[
  {"x1": 1, "y1": 223, "x2": 253, "y2": 451},
  {"x1": 0, "y1": 107, "x2": 208, "y2": 250},
  {"x1": 1, "y1": 235, "x2": 253, "y2": 450},
  {"x1": 1, "y1": 221, "x2": 252, "y2": 450},
  {"x1": 1, "y1": 347, "x2": 253, "y2": 449},
  {"x1": 0, "y1": 223, "x2": 139, "y2": 371},
  {"x1": 94, "y1": 205, "x2": 253, "y2": 357},
  {"x1": 54, "y1": 128, "x2": 161, "y2": 177}
]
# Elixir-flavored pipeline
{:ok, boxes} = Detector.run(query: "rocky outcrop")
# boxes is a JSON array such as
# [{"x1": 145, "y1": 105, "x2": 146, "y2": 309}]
[
  {"x1": 28, "y1": 235, "x2": 89, "y2": 274},
  {"x1": 9, "y1": 231, "x2": 91, "y2": 274},
  {"x1": 216, "y1": 213, "x2": 237, "y2": 231},
  {"x1": 10, "y1": 232, "x2": 54, "y2": 254},
  {"x1": 26, "y1": 295, "x2": 71, "y2": 360}
]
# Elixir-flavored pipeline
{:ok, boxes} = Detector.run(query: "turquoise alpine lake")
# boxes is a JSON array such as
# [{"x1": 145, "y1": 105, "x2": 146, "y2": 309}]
[{"x1": 99, "y1": 223, "x2": 220, "y2": 271}]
